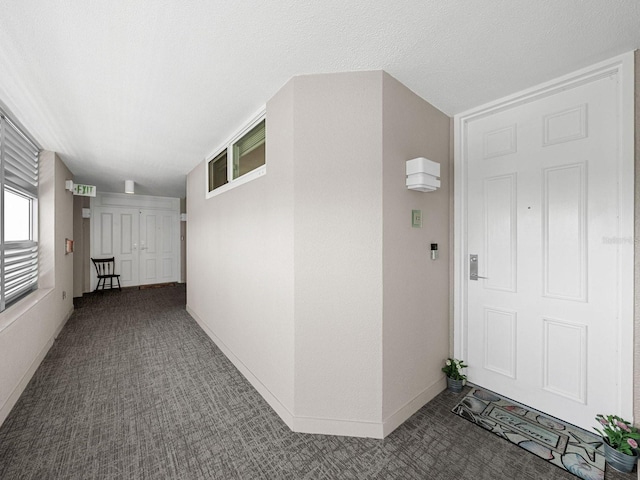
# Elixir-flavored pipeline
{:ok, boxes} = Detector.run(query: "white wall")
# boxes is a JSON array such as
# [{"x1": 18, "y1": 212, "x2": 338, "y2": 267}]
[
  {"x1": 292, "y1": 72, "x2": 384, "y2": 432},
  {"x1": 186, "y1": 70, "x2": 451, "y2": 438},
  {"x1": 0, "y1": 151, "x2": 74, "y2": 425},
  {"x1": 187, "y1": 79, "x2": 296, "y2": 420},
  {"x1": 381, "y1": 73, "x2": 450, "y2": 429}
]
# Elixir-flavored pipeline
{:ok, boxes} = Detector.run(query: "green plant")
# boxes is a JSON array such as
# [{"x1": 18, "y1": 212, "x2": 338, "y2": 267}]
[
  {"x1": 594, "y1": 414, "x2": 640, "y2": 455},
  {"x1": 442, "y1": 358, "x2": 467, "y2": 381}
]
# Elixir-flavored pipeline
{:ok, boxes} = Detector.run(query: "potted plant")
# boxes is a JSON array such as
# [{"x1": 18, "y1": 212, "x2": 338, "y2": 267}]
[
  {"x1": 594, "y1": 414, "x2": 640, "y2": 473},
  {"x1": 442, "y1": 358, "x2": 467, "y2": 393}
]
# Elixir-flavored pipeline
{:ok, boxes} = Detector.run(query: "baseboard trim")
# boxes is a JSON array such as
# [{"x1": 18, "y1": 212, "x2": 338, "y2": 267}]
[
  {"x1": 293, "y1": 415, "x2": 384, "y2": 439},
  {"x1": 186, "y1": 305, "x2": 444, "y2": 439},
  {"x1": 186, "y1": 305, "x2": 295, "y2": 429},
  {"x1": 382, "y1": 377, "x2": 446, "y2": 437}
]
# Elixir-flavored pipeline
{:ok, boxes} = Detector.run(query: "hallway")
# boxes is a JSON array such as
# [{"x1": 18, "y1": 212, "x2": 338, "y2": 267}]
[{"x1": 0, "y1": 286, "x2": 629, "y2": 479}]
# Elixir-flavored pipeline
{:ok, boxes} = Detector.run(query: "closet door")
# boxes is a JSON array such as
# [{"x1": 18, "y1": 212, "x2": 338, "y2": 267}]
[
  {"x1": 139, "y1": 209, "x2": 178, "y2": 286},
  {"x1": 91, "y1": 193, "x2": 180, "y2": 291},
  {"x1": 92, "y1": 207, "x2": 140, "y2": 288}
]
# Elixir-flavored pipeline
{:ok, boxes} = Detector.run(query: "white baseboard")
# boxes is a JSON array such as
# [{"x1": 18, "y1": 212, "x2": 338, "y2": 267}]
[
  {"x1": 187, "y1": 305, "x2": 295, "y2": 429},
  {"x1": 293, "y1": 415, "x2": 384, "y2": 439},
  {"x1": 382, "y1": 377, "x2": 446, "y2": 437}
]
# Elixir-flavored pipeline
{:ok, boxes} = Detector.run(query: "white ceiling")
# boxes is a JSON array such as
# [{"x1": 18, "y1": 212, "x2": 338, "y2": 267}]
[{"x1": 0, "y1": 1, "x2": 639, "y2": 198}]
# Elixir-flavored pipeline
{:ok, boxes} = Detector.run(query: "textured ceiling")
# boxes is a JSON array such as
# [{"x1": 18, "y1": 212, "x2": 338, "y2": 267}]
[{"x1": 0, "y1": 1, "x2": 639, "y2": 198}]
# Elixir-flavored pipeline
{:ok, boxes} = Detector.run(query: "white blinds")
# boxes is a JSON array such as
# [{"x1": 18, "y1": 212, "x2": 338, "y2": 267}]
[
  {"x1": 1, "y1": 115, "x2": 39, "y2": 309},
  {"x1": 236, "y1": 120, "x2": 265, "y2": 157},
  {"x1": 4, "y1": 119, "x2": 38, "y2": 196},
  {"x1": 4, "y1": 245, "x2": 38, "y2": 305}
]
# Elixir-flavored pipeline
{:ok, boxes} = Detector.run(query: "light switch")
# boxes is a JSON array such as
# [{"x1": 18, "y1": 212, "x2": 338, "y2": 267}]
[{"x1": 412, "y1": 209, "x2": 422, "y2": 228}]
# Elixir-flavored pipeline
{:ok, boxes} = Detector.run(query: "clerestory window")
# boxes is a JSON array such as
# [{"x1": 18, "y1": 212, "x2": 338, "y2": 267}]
[{"x1": 206, "y1": 111, "x2": 266, "y2": 197}]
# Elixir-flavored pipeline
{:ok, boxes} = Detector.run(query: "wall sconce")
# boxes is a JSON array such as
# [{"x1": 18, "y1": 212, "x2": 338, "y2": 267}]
[
  {"x1": 406, "y1": 157, "x2": 440, "y2": 192},
  {"x1": 124, "y1": 180, "x2": 135, "y2": 194},
  {"x1": 65, "y1": 180, "x2": 74, "y2": 192}
]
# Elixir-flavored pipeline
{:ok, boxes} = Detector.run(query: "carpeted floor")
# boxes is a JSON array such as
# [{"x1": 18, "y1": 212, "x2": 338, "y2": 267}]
[{"x1": 0, "y1": 286, "x2": 631, "y2": 479}]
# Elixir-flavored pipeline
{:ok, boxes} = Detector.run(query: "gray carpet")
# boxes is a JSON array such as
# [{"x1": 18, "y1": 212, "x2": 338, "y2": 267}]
[{"x1": 0, "y1": 286, "x2": 631, "y2": 479}]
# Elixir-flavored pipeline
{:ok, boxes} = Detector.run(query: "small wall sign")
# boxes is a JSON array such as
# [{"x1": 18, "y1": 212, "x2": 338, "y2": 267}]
[{"x1": 73, "y1": 184, "x2": 96, "y2": 197}]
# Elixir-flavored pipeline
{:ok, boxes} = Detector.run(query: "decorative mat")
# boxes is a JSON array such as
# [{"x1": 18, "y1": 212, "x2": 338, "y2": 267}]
[{"x1": 452, "y1": 387, "x2": 605, "y2": 480}]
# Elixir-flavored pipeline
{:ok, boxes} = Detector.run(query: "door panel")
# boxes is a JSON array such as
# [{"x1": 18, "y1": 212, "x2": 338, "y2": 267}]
[
  {"x1": 542, "y1": 164, "x2": 586, "y2": 301},
  {"x1": 98, "y1": 213, "x2": 113, "y2": 255},
  {"x1": 484, "y1": 174, "x2": 516, "y2": 292},
  {"x1": 118, "y1": 212, "x2": 137, "y2": 285}
]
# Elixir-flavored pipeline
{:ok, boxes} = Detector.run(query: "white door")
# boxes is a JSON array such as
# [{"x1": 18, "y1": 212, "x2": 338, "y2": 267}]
[
  {"x1": 91, "y1": 193, "x2": 181, "y2": 290},
  {"x1": 93, "y1": 207, "x2": 140, "y2": 287},
  {"x1": 139, "y1": 209, "x2": 179, "y2": 286},
  {"x1": 457, "y1": 56, "x2": 634, "y2": 429}
]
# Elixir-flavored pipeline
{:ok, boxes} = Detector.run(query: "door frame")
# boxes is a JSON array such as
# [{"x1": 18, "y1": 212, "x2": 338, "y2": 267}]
[{"x1": 453, "y1": 52, "x2": 635, "y2": 419}]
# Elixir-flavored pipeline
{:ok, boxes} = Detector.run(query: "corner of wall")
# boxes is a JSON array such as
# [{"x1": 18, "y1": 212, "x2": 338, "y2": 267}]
[{"x1": 54, "y1": 153, "x2": 74, "y2": 314}]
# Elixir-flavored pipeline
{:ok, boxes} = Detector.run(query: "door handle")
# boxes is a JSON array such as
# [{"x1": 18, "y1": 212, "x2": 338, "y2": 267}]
[{"x1": 469, "y1": 254, "x2": 488, "y2": 281}]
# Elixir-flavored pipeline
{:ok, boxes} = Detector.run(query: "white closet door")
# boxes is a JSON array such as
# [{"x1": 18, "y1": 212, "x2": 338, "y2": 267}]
[
  {"x1": 90, "y1": 194, "x2": 180, "y2": 290},
  {"x1": 139, "y1": 209, "x2": 178, "y2": 285},
  {"x1": 92, "y1": 207, "x2": 139, "y2": 288}
]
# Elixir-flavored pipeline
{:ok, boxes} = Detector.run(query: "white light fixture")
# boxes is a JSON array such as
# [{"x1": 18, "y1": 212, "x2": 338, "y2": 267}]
[
  {"x1": 124, "y1": 180, "x2": 135, "y2": 194},
  {"x1": 406, "y1": 157, "x2": 440, "y2": 192},
  {"x1": 65, "y1": 180, "x2": 74, "y2": 192}
]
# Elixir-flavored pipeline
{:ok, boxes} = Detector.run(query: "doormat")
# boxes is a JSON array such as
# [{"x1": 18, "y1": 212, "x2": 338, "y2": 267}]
[{"x1": 452, "y1": 387, "x2": 605, "y2": 480}]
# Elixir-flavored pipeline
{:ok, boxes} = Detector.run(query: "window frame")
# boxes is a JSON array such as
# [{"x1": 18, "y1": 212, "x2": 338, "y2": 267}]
[
  {"x1": 207, "y1": 149, "x2": 228, "y2": 193},
  {"x1": 205, "y1": 107, "x2": 266, "y2": 199},
  {"x1": 0, "y1": 114, "x2": 39, "y2": 311}
]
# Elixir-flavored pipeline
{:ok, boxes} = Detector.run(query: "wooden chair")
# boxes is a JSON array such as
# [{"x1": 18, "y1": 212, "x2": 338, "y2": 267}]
[{"x1": 91, "y1": 257, "x2": 122, "y2": 292}]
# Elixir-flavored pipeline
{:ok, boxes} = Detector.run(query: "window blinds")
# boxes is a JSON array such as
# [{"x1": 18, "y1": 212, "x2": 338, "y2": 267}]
[
  {"x1": 1, "y1": 115, "x2": 39, "y2": 309},
  {"x1": 236, "y1": 120, "x2": 265, "y2": 157}
]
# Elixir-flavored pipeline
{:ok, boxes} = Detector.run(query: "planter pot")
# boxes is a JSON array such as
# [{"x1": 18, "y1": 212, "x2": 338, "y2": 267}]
[
  {"x1": 446, "y1": 377, "x2": 464, "y2": 393},
  {"x1": 603, "y1": 440, "x2": 637, "y2": 473}
]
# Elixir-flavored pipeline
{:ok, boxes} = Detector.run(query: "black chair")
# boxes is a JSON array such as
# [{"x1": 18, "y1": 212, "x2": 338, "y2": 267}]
[{"x1": 92, "y1": 257, "x2": 122, "y2": 291}]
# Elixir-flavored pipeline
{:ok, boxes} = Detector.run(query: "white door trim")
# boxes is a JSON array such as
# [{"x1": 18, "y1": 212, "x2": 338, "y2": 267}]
[{"x1": 453, "y1": 52, "x2": 635, "y2": 418}]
